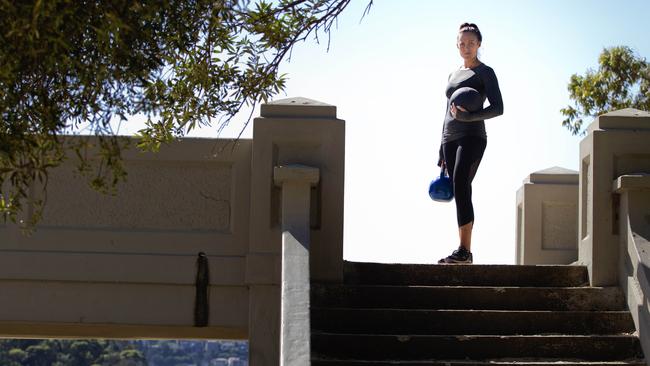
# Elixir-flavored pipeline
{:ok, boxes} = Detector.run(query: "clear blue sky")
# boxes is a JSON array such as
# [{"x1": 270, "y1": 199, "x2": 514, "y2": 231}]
[{"x1": 143, "y1": 1, "x2": 650, "y2": 264}]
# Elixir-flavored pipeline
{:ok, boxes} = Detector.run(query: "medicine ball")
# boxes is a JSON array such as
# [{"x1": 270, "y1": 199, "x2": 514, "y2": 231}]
[{"x1": 450, "y1": 87, "x2": 483, "y2": 112}]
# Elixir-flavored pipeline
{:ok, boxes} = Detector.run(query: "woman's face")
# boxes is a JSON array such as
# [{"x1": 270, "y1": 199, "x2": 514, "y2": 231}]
[{"x1": 457, "y1": 32, "x2": 481, "y2": 61}]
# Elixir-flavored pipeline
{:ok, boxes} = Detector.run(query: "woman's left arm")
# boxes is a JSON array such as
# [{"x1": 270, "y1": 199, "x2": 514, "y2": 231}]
[{"x1": 455, "y1": 67, "x2": 504, "y2": 122}]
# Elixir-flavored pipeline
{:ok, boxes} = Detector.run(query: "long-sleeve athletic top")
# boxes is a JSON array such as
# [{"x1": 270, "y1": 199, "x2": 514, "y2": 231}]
[{"x1": 440, "y1": 62, "x2": 504, "y2": 144}]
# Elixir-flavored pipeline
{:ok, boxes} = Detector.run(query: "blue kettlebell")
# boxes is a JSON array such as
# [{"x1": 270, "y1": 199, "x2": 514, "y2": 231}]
[{"x1": 429, "y1": 166, "x2": 453, "y2": 202}]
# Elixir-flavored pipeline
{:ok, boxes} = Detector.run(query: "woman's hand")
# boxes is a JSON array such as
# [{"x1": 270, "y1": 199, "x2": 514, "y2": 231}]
[
  {"x1": 450, "y1": 103, "x2": 467, "y2": 119},
  {"x1": 439, "y1": 160, "x2": 449, "y2": 175}
]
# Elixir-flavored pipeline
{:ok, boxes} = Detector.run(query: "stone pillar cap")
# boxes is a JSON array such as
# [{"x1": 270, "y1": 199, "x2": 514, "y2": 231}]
[
  {"x1": 261, "y1": 97, "x2": 337, "y2": 119},
  {"x1": 613, "y1": 173, "x2": 650, "y2": 193},
  {"x1": 525, "y1": 166, "x2": 578, "y2": 184},
  {"x1": 588, "y1": 108, "x2": 650, "y2": 133}
]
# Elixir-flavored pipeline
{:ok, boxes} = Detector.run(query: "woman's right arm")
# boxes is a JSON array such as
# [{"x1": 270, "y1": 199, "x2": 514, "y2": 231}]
[{"x1": 454, "y1": 66, "x2": 503, "y2": 122}]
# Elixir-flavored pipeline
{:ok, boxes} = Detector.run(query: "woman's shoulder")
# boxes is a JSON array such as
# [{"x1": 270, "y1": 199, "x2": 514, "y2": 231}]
[
  {"x1": 475, "y1": 63, "x2": 499, "y2": 82},
  {"x1": 475, "y1": 62, "x2": 495, "y2": 73}
]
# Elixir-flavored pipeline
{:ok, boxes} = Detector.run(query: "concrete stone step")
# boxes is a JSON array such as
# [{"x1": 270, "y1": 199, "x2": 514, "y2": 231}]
[
  {"x1": 344, "y1": 261, "x2": 589, "y2": 287},
  {"x1": 311, "y1": 284, "x2": 626, "y2": 311},
  {"x1": 310, "y1": 308, "x2": 635, "y2": 335},
  {"x1": 311, "y1": 360, "x2": 647, "y2": 366},
  {"x1": 311, "y1": 334, "x2": 644, "y2": 361}
]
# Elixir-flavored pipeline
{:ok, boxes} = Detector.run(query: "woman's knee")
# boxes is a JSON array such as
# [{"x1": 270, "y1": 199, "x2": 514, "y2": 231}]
[{"x1": 453, "y1": 177, "x2": 470, "y2": 197}]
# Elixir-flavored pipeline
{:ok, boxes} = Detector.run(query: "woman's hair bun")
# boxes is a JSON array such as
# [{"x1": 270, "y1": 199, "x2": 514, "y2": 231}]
[{"x1": 459, "y1": 22, "x2": 482, "y2": 42}]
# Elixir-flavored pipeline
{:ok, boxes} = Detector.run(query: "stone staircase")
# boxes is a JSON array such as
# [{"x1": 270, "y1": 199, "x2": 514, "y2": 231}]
[{"x1": 310, "y1": 261, "x2": 645, "y2": 365}]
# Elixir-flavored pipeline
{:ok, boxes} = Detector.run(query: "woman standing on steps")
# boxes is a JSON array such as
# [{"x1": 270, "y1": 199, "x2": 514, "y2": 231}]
[{"x1": 437, "y1": 23, "x2": 504, "y2": 264}]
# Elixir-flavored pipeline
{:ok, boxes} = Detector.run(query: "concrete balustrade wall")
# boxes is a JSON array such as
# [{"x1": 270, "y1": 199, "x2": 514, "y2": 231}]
[
  {"x1": 0, "y1": 137, "x2": 253, "y2": 339},
  {"x1": 0, "y1": 96, "x2": 346, "y2": 366},
  {"x1": 517, "y1": 108, "x2": 650, "y2": 362},
  {"x1": 516, "y1": 167, "x2": 579, "y2": 264},
  {"x1": 532, "y1": 108, "x2": 650, "y2": 359},
  {"x1": 615, "y1": 174, "x2": 650, "y2": 360}
]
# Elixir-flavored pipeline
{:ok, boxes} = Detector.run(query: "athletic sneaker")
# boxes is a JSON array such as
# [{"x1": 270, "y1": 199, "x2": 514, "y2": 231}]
[{"x1": 438, "y1": 246, "x2": 473, "y2": 264}]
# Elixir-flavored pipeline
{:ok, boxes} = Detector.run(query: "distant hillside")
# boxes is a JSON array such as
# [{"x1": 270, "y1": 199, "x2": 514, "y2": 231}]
[{"x1": 0, "y1": 339, "x2": 248, "y2": 365}]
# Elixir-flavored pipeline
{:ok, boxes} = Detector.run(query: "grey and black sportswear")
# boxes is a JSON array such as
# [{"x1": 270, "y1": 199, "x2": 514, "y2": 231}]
[{"x1": 439, "y1": 63, "x2": 503, "y2": 227}]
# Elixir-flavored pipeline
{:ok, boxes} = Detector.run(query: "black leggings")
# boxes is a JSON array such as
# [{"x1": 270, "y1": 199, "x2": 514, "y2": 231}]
[{"x1": 442, "y1": 136, "x2": 487, "y2": 227}]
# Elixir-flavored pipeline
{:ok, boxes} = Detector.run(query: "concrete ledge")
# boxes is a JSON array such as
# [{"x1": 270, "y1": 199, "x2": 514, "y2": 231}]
[
  {"x1": 613, "y1": 174, "x2": 650, "y2": 192},
  {"x1": 0, "y1": 321, "x2": 247, "y2": 340},
  {"x1": 261, "y1": 97, "x2": 337, "y2": 119}
]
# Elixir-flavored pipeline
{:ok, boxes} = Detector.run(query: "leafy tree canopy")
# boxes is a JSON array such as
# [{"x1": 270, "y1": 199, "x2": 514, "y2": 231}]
[
  {"x1": 0, "y1": 0, "x2": 371, "y2": 227},
  {"x1": 0, "y1": 339, "x2": 245, "y2": 366},
  {"x1": 0, "y1": 339, "x2": 146, "y2": 366},
  {"x1": 561, "y1": 46, "x2": 650, "y2": 136}
]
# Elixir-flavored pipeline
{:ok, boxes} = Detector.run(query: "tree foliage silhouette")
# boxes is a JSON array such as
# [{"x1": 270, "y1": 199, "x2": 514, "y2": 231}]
[
  {"x1": 0, "y1": 0, "x2": 372, "y2": 227},
  {"x1": 561, "y1": 46, "x2": 649, "y2": 136}
]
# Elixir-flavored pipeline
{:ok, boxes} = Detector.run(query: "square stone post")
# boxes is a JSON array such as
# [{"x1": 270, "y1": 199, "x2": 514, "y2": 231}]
[
  {"x1": 516, "y1": 167, "x2": 578, "y2": 264},
  {"x1": 578, "y1": 108, "x2": 650, "y2": 286},
  {"x1": 246, "y1": 97, "x2": 345, "y2": 365},
  {"x1": 274, "y1": 164, "x2": 319, "y2": 366}
]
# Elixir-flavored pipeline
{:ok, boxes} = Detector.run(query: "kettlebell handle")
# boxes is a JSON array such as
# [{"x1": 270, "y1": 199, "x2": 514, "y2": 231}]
[{"x1": 440, "y1": 164, "x2": 448, "y2": 179}]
